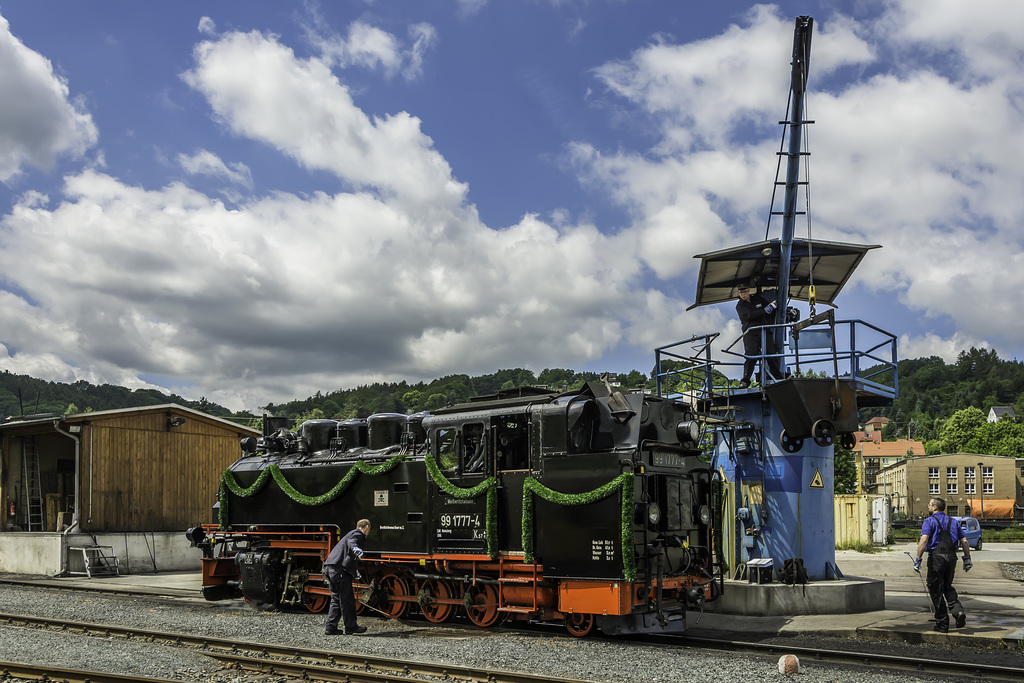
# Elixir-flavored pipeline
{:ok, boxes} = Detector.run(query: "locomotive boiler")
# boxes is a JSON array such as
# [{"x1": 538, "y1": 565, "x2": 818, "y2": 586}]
[{"x1": 186, "y1": 381, "x2": 721, "y2": 636}]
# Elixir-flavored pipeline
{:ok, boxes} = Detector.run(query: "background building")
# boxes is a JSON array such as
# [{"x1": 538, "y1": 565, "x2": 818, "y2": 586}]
[
  {"x1": 0, "y1": 404, "x2": 258, "y2": 574},
  {"x1": 855, "y1": 438, "x2": 925, "y2": 493},
  {"x1": 877, "y1": 454, "x2": 1024, "y2": 522}
]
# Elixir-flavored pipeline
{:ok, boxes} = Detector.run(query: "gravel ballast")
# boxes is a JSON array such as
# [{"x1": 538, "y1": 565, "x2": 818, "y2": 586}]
[{"x1": 0, "y1": 581, "x2": 1016, "y2": 683}]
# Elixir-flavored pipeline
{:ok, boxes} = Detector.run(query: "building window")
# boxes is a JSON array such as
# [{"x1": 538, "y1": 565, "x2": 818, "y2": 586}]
[
  {"x1": 947, "y1": 506, "x2": 959, "y2": 516},
  {"x1": 1020, "y1": 466, "x2": 1024, "y2": 477},
  {"x1": 946, "y1": 466, "x2": 957, "y2": 478},
  {"x1": 965, "y1": 483, "x2": 976, "y2": 495},
  {"x1": 929, "y1": 483, "x2": 939, "y2": 495},
  {"x1": 982, "y1": 466, "x2": 993, "y2": 479},
  {"x1": 928, "y1": 467, "x2": 939, "y2": 479},
  {"x1": 966, "y1": 467, "x2": 976, "y2": 479},
  {"x1": 983, "y1": 483, "x2": 994, "y2": 495},
  {"x1": 947, "y1": 483, "x2": 957, "y2": 495}
]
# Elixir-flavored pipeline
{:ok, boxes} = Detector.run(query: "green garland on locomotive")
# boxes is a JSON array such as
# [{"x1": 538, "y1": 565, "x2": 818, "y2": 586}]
[
  {"x1": 218, "y1": 451, "x2": 409, "y2": 529},
  {"x1": 217, "y1": 447, "x2": 637, "y2": 579}
]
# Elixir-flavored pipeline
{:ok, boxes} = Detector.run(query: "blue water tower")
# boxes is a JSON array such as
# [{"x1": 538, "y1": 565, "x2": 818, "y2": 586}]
[{"x1": 657, "y1": 17, "x2": 898, "y2": 581}]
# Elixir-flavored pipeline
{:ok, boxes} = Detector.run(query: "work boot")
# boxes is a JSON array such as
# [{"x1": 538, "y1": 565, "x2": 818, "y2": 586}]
[
  {"x1": 324, "y1": 627, "x2": 340, "y2": 635},
  {"x1": 954, "y1": 612, "x2": 966, "y2": 629},
  {"x1": 346, "y1": 625, "x2": 367, "y2": 635},
  {"x1": 934, "y1": 622, "x2": 948, "y2": 633},
  {"x1": 738, "y1": 379, "x2": 750, "y2": 389}
]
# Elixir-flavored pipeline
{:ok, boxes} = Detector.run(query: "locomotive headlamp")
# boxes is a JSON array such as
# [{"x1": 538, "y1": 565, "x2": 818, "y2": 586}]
[
  {"x1": 647, "y1": 502, "x2": 661, "y2": 527},
  {"x1": 636, "y1": 502, "x2": 661, "y2": 527},
  {"x1": 675, "y1": 420, "x2": 700, "y2": 445},
  {"x1": 698, "y1": 505, "x2": 712, "y2": 525}
]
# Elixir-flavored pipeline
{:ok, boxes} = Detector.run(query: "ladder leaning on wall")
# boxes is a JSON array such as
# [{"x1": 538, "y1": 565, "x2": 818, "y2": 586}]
[{"x1": 22, "y1": 438, "x2": 44, "y2": 531}]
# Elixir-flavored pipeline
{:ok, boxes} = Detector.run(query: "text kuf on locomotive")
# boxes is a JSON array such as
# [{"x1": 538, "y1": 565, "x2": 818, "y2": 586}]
[{"x1": 186, "y1": 380, "x2": 721, "y2": 636}]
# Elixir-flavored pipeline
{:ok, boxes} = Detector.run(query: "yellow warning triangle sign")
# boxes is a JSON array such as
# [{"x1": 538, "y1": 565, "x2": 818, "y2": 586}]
[{"x1": 809, "y1": 468, "x2": 824, "y2": 489}]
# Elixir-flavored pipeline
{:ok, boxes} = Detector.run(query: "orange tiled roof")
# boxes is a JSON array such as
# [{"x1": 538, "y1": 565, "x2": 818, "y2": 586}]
[{"x1": 858, "y1": 439, "x2": 925, "y2": 457}]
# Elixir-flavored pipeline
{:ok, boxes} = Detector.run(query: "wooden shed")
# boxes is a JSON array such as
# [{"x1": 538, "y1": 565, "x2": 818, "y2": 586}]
[{"x1": 1, "y1": 404, "x2": 257, "y2": 534}]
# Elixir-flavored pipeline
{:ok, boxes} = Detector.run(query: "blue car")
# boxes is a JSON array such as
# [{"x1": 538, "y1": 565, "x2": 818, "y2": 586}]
[{"x1": 953, "y1": 516, "x2": 983, "y2": 550}]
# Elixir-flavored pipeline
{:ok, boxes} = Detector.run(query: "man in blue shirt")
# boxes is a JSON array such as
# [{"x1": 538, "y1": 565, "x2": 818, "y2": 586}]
[{"x1": 913, "y1": 497, "x2": 972, "y2": 632}]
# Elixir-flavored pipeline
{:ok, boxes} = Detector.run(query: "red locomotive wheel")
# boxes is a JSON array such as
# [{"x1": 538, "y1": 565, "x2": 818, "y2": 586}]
[
  {"x1": 303, "y1": 591, "x2": 329, "y2": 614},
  {"x1": 418, "y1": 580, "x2": 455, "y2": 623},
  {"x1": 564, "y1": 612, "x2": 594, "y2": 637},
  {"x1": 464, "y1": 584, "x2": 501, "y2": 628},
  {"x1": 380, "y1": 574, "x2": 411, "y2": 619}
]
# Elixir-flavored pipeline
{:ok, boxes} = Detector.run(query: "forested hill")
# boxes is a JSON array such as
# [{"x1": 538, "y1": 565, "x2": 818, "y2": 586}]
[
  {"x1": 867, "y1": 347, "x2": 1024, "y2": 443},
  {"x1": 3, "y1": 347, "x2": 1023, "y2": 435},
  {"x1": 0, "y1": 370, "x2": 234, "y2": 420}
]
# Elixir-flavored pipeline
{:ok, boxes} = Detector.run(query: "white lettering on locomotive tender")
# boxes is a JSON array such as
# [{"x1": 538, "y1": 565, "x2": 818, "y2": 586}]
[{"x1": 591, "y1": 539, "x2": 615, "y2": 561}]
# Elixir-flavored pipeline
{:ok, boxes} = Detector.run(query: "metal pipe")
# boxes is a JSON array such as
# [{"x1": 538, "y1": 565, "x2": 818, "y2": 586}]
[
  {"x1": 52, "y1": 420, "x2": 81, "y2": 577},
  {"x1": 776, "y1": 16, "x2": 814, "y2": 372}
]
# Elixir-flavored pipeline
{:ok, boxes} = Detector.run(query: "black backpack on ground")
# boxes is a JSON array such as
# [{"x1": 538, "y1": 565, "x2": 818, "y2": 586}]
[{"x1": 782, "y1": 557, "x2": 808, "y2": 585}]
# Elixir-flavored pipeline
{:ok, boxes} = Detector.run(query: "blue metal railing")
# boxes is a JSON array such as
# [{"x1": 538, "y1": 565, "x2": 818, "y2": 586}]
[{"x1": 655, "y1": 317, "x2": 898, "y2": 403}]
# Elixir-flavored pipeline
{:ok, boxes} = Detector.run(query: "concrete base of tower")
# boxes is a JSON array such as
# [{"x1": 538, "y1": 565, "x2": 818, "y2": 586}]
[{"x1": 706, "y1": 577, "x2": 885, "y2": 616}]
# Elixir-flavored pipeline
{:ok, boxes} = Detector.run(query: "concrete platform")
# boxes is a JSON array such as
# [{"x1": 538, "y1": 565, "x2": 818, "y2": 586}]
[{"x1": 707, "y1": 577, "x2": 884, "y2": 616}]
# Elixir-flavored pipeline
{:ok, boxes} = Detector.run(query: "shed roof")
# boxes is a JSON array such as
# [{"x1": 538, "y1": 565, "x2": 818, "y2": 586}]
[{"x1": 0, "y1": 403, "x2": 257, "y2": 435}]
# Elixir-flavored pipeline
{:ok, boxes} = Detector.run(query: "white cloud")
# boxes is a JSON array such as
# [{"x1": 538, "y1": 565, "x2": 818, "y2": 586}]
[
  {"x1": 182, "y1": 29, "x2": 462, "y2": 209},
  {"x1": 306, "y1": 16, "x2": 437, "y2": 81},
  {"x1": 197, "y1": 16, "x2": 216, "y2": 37},
  {"x1": 576, "y1": 2, "x2": 1024, "y2": 361},
  {"x1": 4, "y1": 2, "x2": 1024, "y2": 412},
  {"x1": 898, "y1": 332, "x2": 993, "y2": 366},
  {"x1": 178, "y1": 149, "x2": 252, "y2": 189},
  {"x1": 0, "y1": 14, "x2": 97, "y2": 182},
  {"x1": 0, "y1": 159, "x2": 652, "y2": 410}
]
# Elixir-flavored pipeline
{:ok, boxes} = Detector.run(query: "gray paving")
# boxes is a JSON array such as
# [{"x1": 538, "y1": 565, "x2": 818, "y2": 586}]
[{"x1": 693, "y1": 542, "x2": 1024, "y2": 645}]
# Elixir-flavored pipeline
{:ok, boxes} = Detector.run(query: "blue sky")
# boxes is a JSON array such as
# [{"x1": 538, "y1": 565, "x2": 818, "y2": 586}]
[{"x1": 1, "y1": 1, "x2": 1023, "y2": 412}]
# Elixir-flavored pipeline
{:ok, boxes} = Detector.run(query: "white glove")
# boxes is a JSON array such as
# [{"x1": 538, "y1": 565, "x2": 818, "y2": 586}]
[
  {"x1": 352, "y1": 547, "x2": 363, "y2": 558},
  {"x1": 764, "y1": 302, "x2": 776, "y2": 314}
]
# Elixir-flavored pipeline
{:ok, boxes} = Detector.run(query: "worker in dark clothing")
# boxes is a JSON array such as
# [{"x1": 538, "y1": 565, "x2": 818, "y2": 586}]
[
  {"x1": 914, "y1": 497, "x2": 972, "y2": 632},
  {"x1": 324, "y1": 519, "x2": 371, "y2": 635},
  {"x1": 736, "y1": 284, "x2": 782, "y2": 388}
]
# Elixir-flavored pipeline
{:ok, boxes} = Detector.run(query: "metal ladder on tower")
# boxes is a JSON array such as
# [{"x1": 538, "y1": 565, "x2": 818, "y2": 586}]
[{"x1": 22, "y1": 438, "x2": 45, "y2": 531}]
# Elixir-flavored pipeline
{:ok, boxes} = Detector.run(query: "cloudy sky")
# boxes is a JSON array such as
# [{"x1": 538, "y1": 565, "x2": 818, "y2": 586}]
[{"x1": 1, "y1": 1, "x2": 1022, "y2": 412}]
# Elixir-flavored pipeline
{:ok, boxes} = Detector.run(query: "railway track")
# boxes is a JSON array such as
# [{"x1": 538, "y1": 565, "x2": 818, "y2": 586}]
[
  {"x1": 0, "y1": 612, "x2": 596, "y2": 683},
  {"x1": 2, "y1": 578, "x2": 1022, "y2": 682},
  {"x1": 652, "y1": 633, "x2": 1024, "y2": 682}
]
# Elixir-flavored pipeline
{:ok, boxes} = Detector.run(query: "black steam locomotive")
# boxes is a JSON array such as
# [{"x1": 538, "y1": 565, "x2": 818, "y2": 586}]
[{"x1": 186, "y1": 381, "x2": 721, "y2": 636}]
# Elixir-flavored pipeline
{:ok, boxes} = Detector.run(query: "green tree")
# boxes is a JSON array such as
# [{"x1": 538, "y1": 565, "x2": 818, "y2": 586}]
[
  {"x1": 320, "y1": 399, "x2": 342, "y2": 419},
  {"x1": 621, "y1": 370, "x2": 647, "y2": 389},
  {"x1": 402, "y1": 390, "x2": 422, "y2": 412},
  {"x1": 537, "y1": 368, "x2": 576, "y2": 390},
  {"x1": 937, "y1": 407, "x2": 987, "y2": 453},
  {"x1": 290, "y1": 407, "x2": 325, "y2": 431},
  {"x1": 424, "y1": 393, "x2": 448, "y2": 411},
  {"x1": 834, "y1": 446, "x2": 858, "y2": 493}
]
